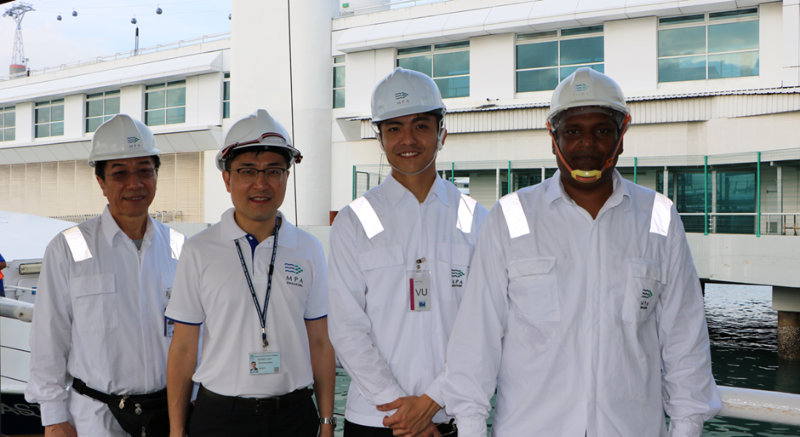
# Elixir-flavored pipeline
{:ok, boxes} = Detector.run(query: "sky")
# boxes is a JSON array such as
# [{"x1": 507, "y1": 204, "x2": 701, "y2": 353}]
[{"x1": 0, "y1": 0, "x2": 231, "y2": 74}]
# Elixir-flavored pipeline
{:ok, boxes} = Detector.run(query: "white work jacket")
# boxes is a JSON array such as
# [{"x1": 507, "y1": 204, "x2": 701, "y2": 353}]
[
  {"x1": 444, "y1": 171, "x2": 721, "y2": 437},
  {"x1": 26, "y1": 206, "x2": 183, "y2": 435},
  {"x1": 165, "y1": 209, "x2": 328, "y2": 397},
  {"x1": 328, "y1": 174, "x2": 487, "y2": 427}
]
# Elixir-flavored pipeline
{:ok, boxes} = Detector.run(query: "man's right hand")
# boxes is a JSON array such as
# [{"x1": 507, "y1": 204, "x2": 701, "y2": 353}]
[{"x1": 44, "y1": 421, "x2": 77, "y2": 437}]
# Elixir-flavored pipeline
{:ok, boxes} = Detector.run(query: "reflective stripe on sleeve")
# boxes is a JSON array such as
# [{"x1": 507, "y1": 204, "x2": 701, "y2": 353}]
[
  {"x1": 457, "y1": 194, "x2": 478, "y2": 234},
  {"x1": 499, "y1": 192, "x2": 530, "y2": 239},
  {"x1": 650, "y1": 192, "x2": 673, "y2": 237},
  {"x1": 62, "y1": 226, "x2": 92, "y2": 262},
  {"x1": 349, "y1": 196, "x2": 384, "y2": 239},
  {"x1": 169, "y1": 228, "x2": 185, "y2": 259}
]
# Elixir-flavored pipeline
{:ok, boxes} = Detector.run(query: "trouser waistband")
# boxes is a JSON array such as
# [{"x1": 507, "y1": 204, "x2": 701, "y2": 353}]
[{"x1": 197, "y1": 385, "x2": 312, "y2": 411}]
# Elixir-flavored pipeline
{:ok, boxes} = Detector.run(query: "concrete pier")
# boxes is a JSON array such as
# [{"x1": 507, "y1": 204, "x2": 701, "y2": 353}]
[{"x1": 773, "y1": 287, "x2": 800, "y2": 361}]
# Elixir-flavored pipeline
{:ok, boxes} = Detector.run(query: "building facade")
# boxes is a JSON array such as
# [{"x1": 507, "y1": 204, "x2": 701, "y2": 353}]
[{"x1": 1, "y1": 0, "x2": 798, "y2": 237}]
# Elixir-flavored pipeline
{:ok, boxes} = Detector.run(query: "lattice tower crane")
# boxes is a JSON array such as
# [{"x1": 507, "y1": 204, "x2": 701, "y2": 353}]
[{"x1": 3, "y1": 2, "x2": 35, "y2": 76}]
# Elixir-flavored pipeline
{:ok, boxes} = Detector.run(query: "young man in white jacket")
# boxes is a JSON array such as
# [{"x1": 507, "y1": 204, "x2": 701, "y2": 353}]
[{"x1": 328, "y1": 67, "x2": 487, "y2": 437}]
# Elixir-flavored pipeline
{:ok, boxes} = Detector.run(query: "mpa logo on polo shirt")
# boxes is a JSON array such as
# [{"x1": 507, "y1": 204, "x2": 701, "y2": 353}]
[{"x1": 284, "y1": 263, "x2": 305, "y2": 287}]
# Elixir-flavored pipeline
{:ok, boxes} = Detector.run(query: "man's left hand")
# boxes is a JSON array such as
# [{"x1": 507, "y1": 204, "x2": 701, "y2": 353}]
[{"x1": 377, "y1": 394, "x2": 441, "y2": 436}]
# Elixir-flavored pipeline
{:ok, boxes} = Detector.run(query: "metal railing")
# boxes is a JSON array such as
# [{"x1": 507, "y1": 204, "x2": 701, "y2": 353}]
[{"x1": 0, "y1": 301, "x2": 799, "y2": 427}]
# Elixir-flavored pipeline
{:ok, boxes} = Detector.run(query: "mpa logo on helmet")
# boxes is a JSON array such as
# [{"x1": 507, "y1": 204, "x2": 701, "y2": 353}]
[
  {"x1": 575, "y1": 83, "x2": 588, "y2": 93},
  {"x1": 394, "y1": 91, "x2": 409, "y2": 100},
  {"x1": 127, "y1": 136, "x2": 142, "y2": 149}
]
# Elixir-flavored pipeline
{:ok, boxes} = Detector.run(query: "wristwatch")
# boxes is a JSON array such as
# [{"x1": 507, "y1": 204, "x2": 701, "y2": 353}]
[{"x1": 319, "y1": 416, "x2": 337, "y2": 427}]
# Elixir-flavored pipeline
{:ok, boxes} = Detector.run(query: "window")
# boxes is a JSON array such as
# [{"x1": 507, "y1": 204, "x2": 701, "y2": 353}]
[
  {"x1": 0, "y1": 106, "x2": 14, "y2": 141},
  {"x1": 223, "y1": 73, "x2": 230, "y2": 119},
  {"x1": 333, "y1": 56, "x2": 345, "y2": 109},
  {"x1": 397, "y1": 41, "x2": 469, "y2": 98},
  {"x1": 145, "y1": 80, "x2": 186, "y2": 126},
  {"x1": 516, "y1": 26, "x2": 604, "y2": 92},
  {"x1": 658, "y1": 8, "x2": 759, "y2": 82},
  {"x1": 35, "y1": 99, "x2": 64, "y2": 138},
  {"x1": 85, "y1": 91, "x2": 120, "y2": 133}
]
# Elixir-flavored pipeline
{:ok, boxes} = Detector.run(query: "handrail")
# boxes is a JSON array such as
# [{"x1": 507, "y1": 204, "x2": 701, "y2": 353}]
[
  {"x1": 718, "y1": 386, "x2": 800, "y2": 426},
  {"x1": 0, "y1": 297, "x2": 33, "y2": 322}
]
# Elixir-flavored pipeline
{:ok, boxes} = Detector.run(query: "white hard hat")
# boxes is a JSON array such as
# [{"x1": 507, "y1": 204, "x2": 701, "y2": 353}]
[
  {"x1": 216, "y1": 109, "x2": 302, "y2": 171},
  {"x1": 547, "y1": 67, "x2": 629, "y2": 129},
  {"x1": 88, "y1": 114, "x2": 159, "y2": 167},
  {"x1": 371, "y1": 67, "x2": 446, "y2": 124}
]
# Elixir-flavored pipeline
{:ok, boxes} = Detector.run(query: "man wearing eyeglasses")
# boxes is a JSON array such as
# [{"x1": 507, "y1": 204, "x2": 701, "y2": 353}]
[
  {"x1": 165, "y1": 109, "x2": 335, "y2": 437},
  {"x1": 26, "y1": 114, "x2": 184, "y2": 437}
]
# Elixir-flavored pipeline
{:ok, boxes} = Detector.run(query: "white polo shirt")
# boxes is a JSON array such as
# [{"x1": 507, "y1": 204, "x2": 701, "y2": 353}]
[
  {"x1": 26, "y1": 206, "x2": 183, "y2": 435},
  {"x1": 328, "y1": 174, "x2": 487, "y2": 427},
  {"x1": 166, "y1": 209, "x2": 327, "y2": 398}
]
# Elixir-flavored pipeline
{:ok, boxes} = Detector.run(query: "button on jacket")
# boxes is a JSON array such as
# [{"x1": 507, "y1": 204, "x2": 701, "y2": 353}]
[
  {"x1": 165, "y1": 209, "x2": 327, "y2": 397},
  {"x1": 444, "y1": 171, "x2": 721, "y2": 437},
  {"x1": 26, "y1": 206, "x2": 183, "y2": 435},
  {"x1": 328, "y1": 174, "x2": 487, "y2": 427}
]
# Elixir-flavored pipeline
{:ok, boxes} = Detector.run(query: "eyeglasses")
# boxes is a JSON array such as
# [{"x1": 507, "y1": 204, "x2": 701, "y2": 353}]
[
  {"x1": 233, "y1": 167, "x2": 288, "y2": 183},
  {"x1": 109, "y1": 167, "x2": 156, "y2": 182}
]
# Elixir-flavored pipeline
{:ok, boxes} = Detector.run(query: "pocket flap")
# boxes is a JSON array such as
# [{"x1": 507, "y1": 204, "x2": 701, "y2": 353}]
[
  {"x1": 629, "y1": 259, "x2": 661, "y2": 282},
  {"x1": 358, "y1": 246, "x2": 404, "y2": 271},
  {"x1": 438, "y1": 243, "x2": 472, "y2": 266},
  {"x1": 508, "y1": 257, "x2": 556, "y2": 278},
  {"x1": 70, "y1": 273, "x2": 116, "y2": 298}
]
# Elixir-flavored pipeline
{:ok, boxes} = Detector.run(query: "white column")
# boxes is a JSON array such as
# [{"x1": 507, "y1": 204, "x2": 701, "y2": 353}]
[
  {"x1": 783, "y1": 0, "x2": 800, "y2": 86},
  {"x1": 231, "y1": 0, "x2": 336, "y2": 226}
]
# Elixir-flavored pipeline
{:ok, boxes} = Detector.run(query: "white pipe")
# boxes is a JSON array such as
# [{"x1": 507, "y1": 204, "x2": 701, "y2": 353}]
[
  {"x1": 0, "y1": 297, "x2": 34, "y2": 322},
  {"x1": 718, "y1": 386, "x2": 800, "y2": 426}
]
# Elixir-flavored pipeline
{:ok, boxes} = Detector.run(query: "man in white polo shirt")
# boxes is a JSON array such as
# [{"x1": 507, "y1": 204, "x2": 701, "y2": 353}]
[
  {"x1": 328, "y1": 68, "x2": 487, "y2": 437},
  {"x1": 165, "y1": 109, "x2": 335, "y2": 437}
]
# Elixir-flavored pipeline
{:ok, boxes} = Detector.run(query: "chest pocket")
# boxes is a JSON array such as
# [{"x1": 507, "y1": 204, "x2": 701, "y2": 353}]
[
  {"x1": 70, "y1": 273, "x2": 120, "y2": 332},
  {"x1": 622, "y1": 259, "x2": 662, "y2": 323},
  {"x1": 438, "y1": 243, "x2": 472, "y2": 290},
  {"x1": 508, "y1": 257, "x2": 560, "y2": 323},
  {"x1": 358, "y1": 246, "x2": 404, "y2": 309}
]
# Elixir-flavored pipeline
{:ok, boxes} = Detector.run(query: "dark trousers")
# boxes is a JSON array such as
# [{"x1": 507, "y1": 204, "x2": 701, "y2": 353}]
[
  {"x1": 344, "y1": 420, "x2": 394, "y2": 437},
  {"x1": 345, "y1": 419, "x2": 458, "y2": 437},
  {"x1": 189, "y1": 387, "x2": 319, "y2": 437}
]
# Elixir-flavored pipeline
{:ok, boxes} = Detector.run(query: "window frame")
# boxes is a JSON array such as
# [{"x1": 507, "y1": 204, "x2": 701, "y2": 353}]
[
  {"x1": 396, "y1": 41, "x2": 470, "y2": 98},
  {"x1": 223, "y1": 73, "x2": 231, "y2": 119},
  {"x1": 34, "y1": 99, "x2": 65, "y2": 139},
  {"x1": 515, "y1": 25, "x2": 604, "y2": 93},
  {"x1": 333, "y1": 56, "x2": 345, "y2": 109},
  {"x1": 85, "y1": 90, "x2": 121, "y2": 133},
  {"x1": 144, "y1": 80, "x2": 187, "y2": 126},
  {"x1": 0, "y1": 105, "x2": 14, "y2": 142},
  {"x1": 657, "y1": 8, "x2": 759, "y2": 83}
]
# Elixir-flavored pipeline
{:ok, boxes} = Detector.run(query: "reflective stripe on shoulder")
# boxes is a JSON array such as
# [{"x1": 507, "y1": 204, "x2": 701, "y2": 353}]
[
  {"x1": 62, "y1": 226, "x2": 92, "y2": 262},
  {"x1": 349, "y1": 196, "x2": 384, "y2": 239},
  {"x1": 650, "y1": 192, "x2": 673, "y2": 237},
  {"x1": 457, "y1": 193, "x2": 478, "y2": 233},
  {"x1": 499, "y1": 192, "x2": 530, "y2": 239},
  {"x1": 169, "y1": 228, "x2": 185, "y2": 259}
]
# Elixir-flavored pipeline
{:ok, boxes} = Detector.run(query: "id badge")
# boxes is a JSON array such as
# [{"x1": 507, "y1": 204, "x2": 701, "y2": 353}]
[
  {"x1": 164, "y1": 315, "x2": 175, "y2": 337},
  {"x1": 409, "y1": 257, "x2": 431, "y2": 312},
  {"x1": 163, "y1": 287, "x2": 174, "y2": 337},
  {"x1": 249, "y1": 352, "x2": 281, "y2": 375}
]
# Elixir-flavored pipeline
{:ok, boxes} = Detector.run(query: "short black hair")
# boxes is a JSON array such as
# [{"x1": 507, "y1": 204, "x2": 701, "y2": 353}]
[
  {"x1": 223, "y1": 147, "x2": 292, "y2": 171},
  {"x1": 95, "y1": 155, "x2": 161, "y2": 181}
]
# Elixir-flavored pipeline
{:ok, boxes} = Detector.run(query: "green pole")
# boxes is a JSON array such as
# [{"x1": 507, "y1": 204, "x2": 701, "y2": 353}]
[
  {"x1": 352, "y1": 165, "x2": 356, "y2": 200},
  {"x1": 756, "y1": 151, "x2": 761, "y2": 237},
  {"x1": 450, "y1": 162, "x2": 455, "y2": 183},
  {"x1": 507, "y1": 161, "x2": 512, "y2": 194},
  {"x1": 633, "y1": 157, "x2": 638, "y2": 184},
  {"x1": 704, "y1": 156, "x2": 709, "y2": 236}
]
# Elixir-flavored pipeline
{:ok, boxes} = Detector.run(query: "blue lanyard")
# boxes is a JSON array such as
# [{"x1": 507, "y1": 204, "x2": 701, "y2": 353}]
[{"x1": 234, "y1": 216, "x2": 281, "y2": 349}]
